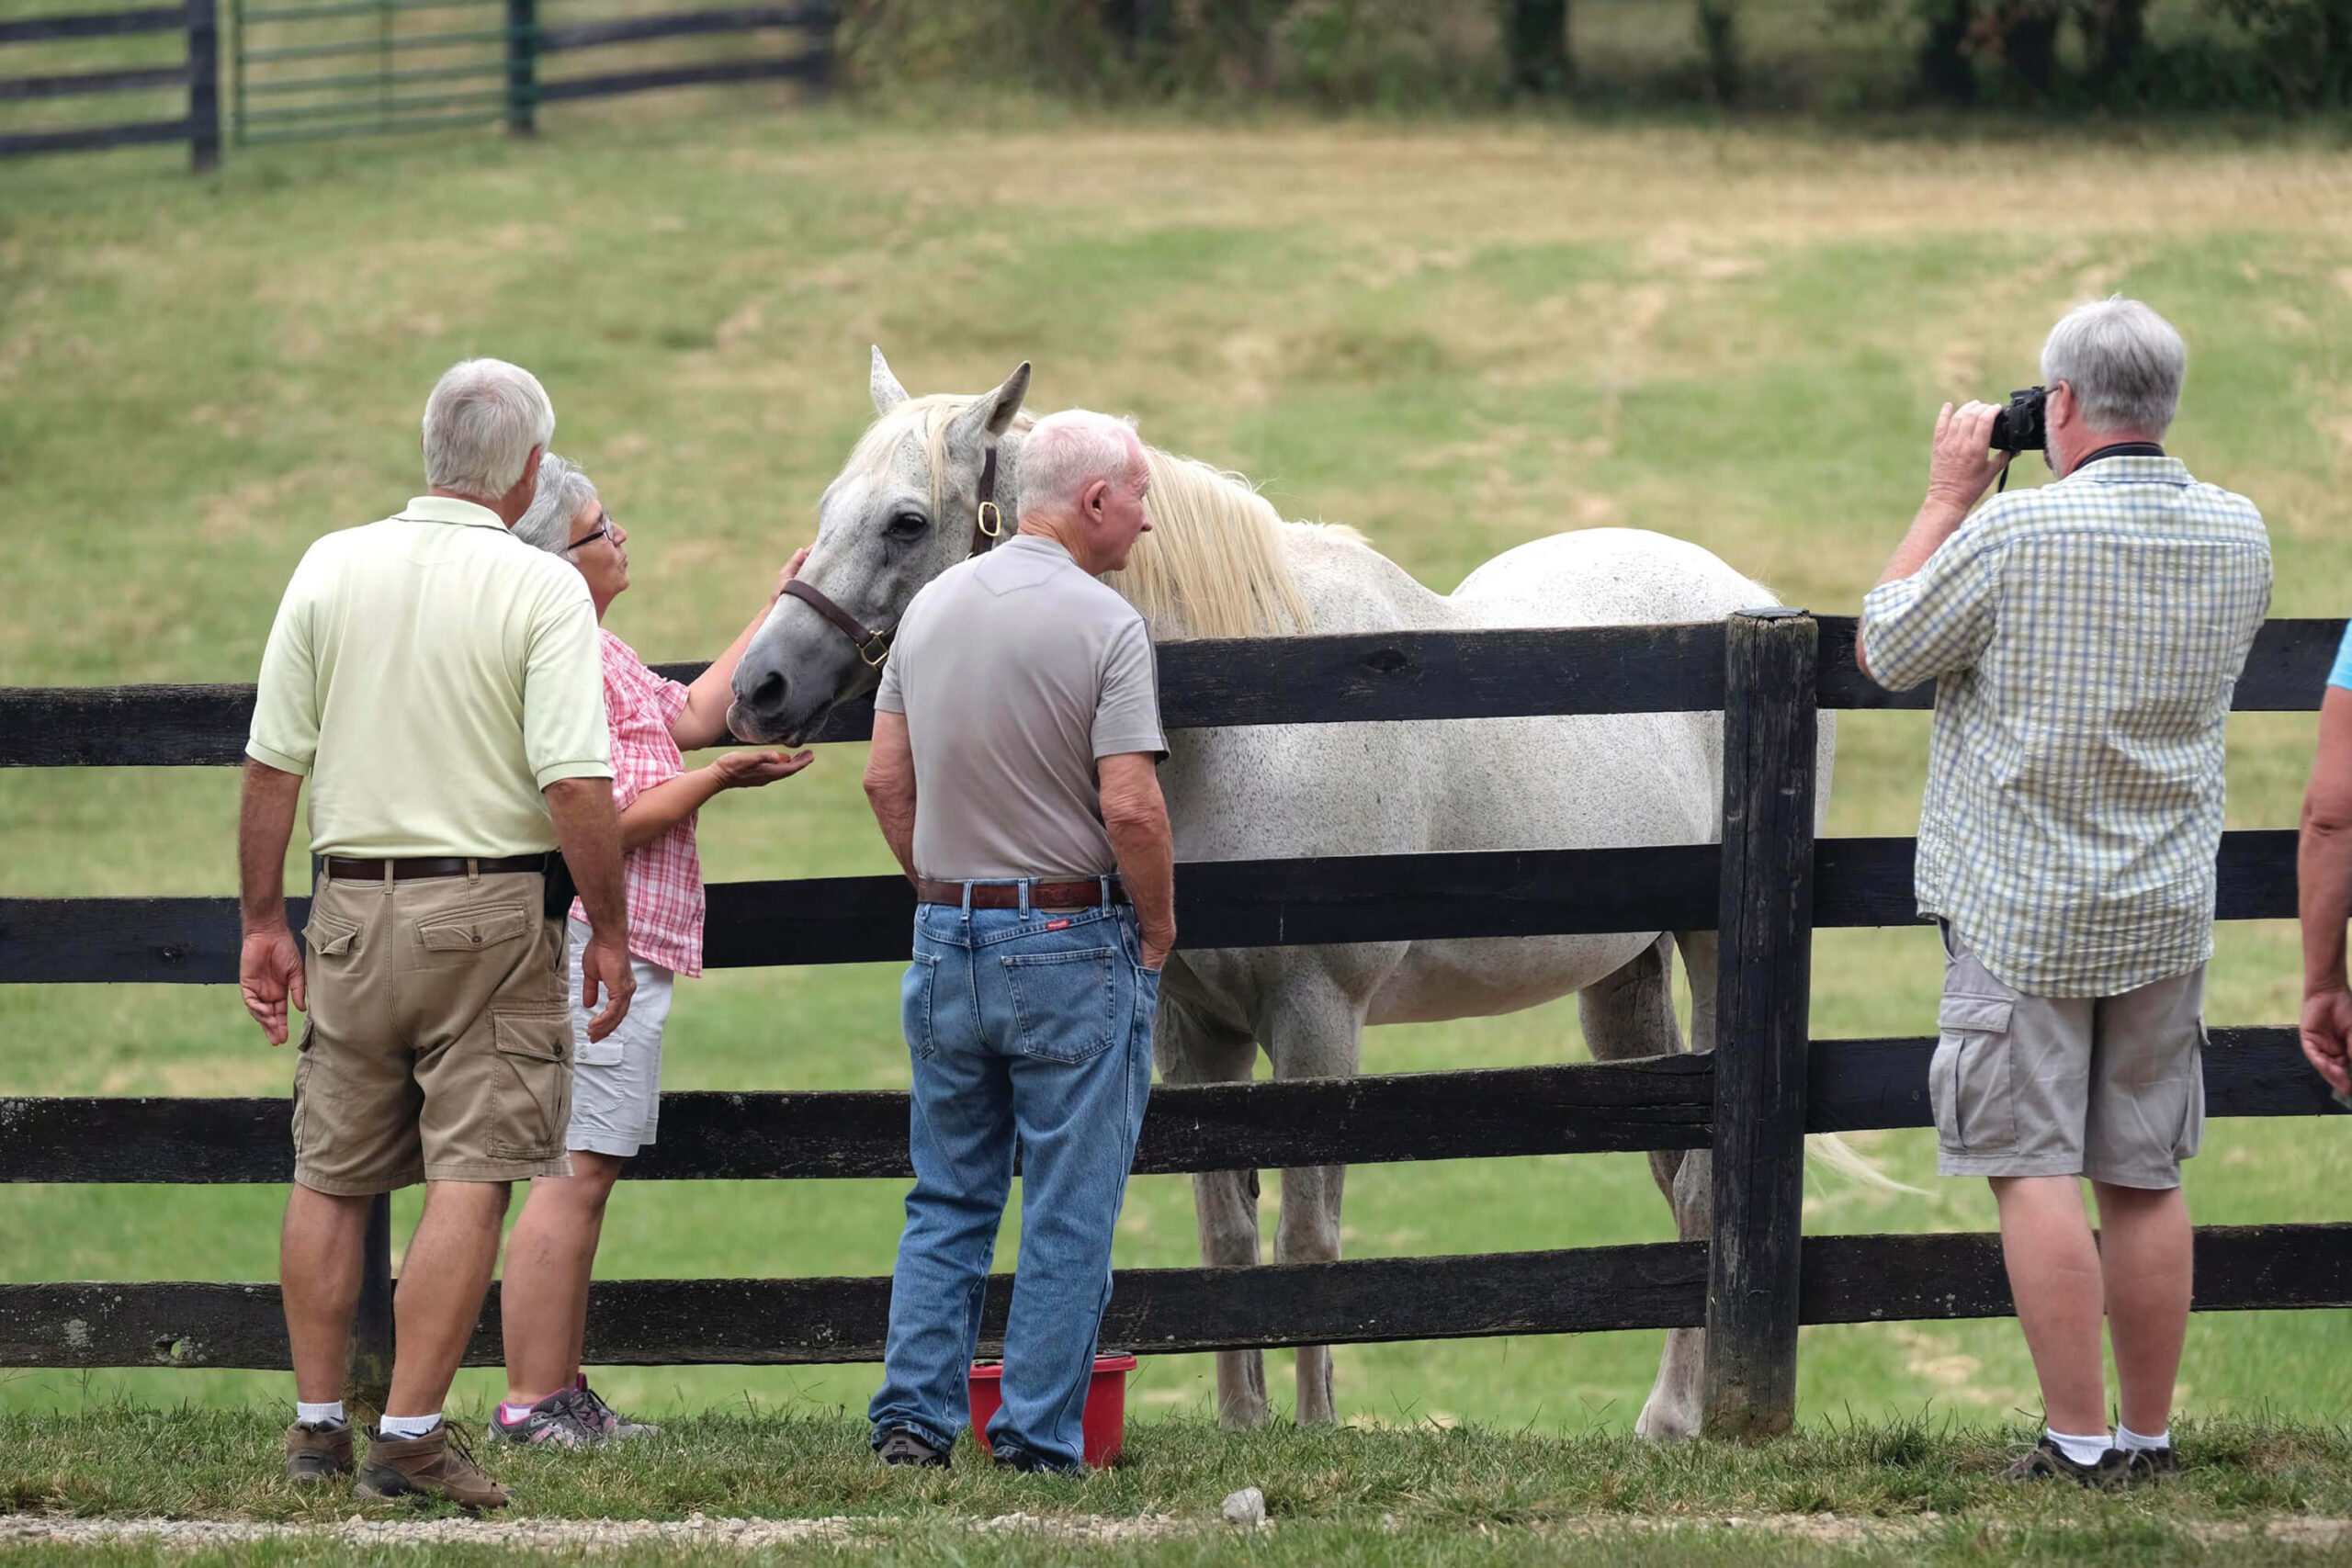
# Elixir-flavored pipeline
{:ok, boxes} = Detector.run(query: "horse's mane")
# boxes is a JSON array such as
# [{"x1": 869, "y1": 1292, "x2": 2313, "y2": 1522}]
[
  {"x1": 842, "y1": 392, "x2": 1040, "y2": 521},
  {"x1": 1106, "y1": 449, "x2": 1318, "y2": 640},
  {"x1": 843, "y1": 392, "x2": 1319, "y2": 641}
]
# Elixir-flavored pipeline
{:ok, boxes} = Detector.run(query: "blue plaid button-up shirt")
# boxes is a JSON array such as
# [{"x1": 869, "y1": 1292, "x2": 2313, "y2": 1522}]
[{"x1": 1860, "y1": 456, "x2": 2271, "y2": 998}]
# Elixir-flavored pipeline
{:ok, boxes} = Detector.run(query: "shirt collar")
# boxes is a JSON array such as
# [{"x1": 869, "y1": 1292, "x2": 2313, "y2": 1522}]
[
  {"x1": 2056, "y1": 454, "x2": 2191, "y2": 487},
  {"x1": 398, "y1": 494, "x2": 512, "y2": 531},
  {"x1": 1004, "y1": 532, "x2": 1076, "y2": 564}
]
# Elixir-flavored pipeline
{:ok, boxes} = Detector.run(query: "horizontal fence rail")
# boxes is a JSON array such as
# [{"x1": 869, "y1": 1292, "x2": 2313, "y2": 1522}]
[
  {"x1": 0, "y1": 831, "x2": 2301, "y2": 984},
  {"x1": 0, "y1": 0, "x2": 219, "y2": 166},
  {"x1": 1, "y1": 1030, "x2": 2336, "y2": 1186},
  {"x1": 5, "y1": 617, "x2": 2341, "y2": 767},
  {"x1": 5, "y1": 1225, "x2": 2346, "y2": 1370}
]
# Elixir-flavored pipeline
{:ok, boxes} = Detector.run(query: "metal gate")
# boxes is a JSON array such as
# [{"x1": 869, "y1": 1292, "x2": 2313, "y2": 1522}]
[{"x1": 230, "y1": 0, "x2": 528, "y2": 145}]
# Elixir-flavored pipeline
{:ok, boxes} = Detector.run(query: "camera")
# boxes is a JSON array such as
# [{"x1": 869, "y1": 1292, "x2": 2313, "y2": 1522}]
[{"x1": 1988, "y1": 386, "x2": 2048, "y2": 452}]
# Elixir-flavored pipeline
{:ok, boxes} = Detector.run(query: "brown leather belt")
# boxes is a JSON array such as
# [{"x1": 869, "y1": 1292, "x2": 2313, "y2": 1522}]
[
  {"x1": 916, "y1": 877, "x2": 1129, "y2": 910},
  {"x1": 325, "y1": 854, "x2": 552, "y2": 882}
]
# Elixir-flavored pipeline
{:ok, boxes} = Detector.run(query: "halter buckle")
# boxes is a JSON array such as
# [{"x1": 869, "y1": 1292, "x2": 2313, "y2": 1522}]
[
  {"x1": 857, "y1": 631, "x2": 891, "y2": 668},
  {"x1": 976, "y1": 500, "x2": 1003, "y2": 539}
]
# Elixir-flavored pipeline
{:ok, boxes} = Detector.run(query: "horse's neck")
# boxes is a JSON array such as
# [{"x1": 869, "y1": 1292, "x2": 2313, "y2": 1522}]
[{"x1": 1272, "y1": 525, "x2": 1454, "y2": 637}]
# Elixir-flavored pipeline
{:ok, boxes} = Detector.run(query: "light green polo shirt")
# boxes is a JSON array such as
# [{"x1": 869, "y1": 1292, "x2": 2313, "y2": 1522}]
[{"x1": 247, "y1": 495, "x2": 613, "y2": 858}]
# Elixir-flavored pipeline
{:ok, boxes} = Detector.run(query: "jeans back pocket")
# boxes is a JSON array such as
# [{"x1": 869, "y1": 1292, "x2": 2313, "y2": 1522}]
[
  {"x1": 903, "y1": 952, "x2": 942, "y2": 1059},
  {"x1": 1001, "y1": 946, "x2": 1119, "y2": 1065}
]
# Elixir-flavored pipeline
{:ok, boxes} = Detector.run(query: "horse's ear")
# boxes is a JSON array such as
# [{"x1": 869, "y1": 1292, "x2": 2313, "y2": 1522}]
[
  {"x1": 870, "y1": 346, "x2": 910, "y2": 415},
  {"x1": 947, "y1": 361, "x2": 1030, "y2": 452}
]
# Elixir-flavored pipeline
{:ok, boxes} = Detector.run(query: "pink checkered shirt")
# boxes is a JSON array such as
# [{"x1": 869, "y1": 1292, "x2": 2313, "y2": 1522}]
[{"x1": 569, "y1": 628, "x2": 704, "y2": 977}]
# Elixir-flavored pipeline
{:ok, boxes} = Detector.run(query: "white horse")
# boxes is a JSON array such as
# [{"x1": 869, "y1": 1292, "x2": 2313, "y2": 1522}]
[{"x1": 727, "y1": 352, "x2": 1840, "y2": 1440}]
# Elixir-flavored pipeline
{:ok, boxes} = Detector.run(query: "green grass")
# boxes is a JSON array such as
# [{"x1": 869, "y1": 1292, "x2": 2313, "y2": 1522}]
[{"x1": 4, "y1": 103, "x2": 2352, "y2": 1438}]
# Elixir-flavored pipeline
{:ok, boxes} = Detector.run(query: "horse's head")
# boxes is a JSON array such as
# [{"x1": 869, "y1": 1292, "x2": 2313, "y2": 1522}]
[{"x1": 729, "y1": 348, "x2": 1031, "y2": 745}]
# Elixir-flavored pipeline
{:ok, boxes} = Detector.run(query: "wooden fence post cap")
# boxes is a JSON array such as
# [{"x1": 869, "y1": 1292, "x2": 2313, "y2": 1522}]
[{"x1": 1737, "y1": 606, "x2": 1811, "y2": 623}]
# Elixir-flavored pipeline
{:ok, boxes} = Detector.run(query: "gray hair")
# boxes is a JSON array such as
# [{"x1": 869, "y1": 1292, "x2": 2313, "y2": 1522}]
[
  {"x1": 421, "y1": 358, "x2": 556, "y2": 498},
  {"x1": 1019, "y1": 409, "x2": 1142, "y2": 523},
  {"x1": 2041, "y1": 297, "x2": 2187, "y2": 436},
  {"x1": 512, "y1": 452, "x2": 598, "y2": 554}
]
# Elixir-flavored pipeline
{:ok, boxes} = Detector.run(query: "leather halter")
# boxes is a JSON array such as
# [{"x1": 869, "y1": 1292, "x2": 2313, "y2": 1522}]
[{"x1": 780, "y1": 446, "x2": 1003, "y2": 669}]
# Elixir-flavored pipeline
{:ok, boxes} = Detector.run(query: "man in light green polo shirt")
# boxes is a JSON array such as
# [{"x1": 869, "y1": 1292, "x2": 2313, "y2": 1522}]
[{"x1": 238, "y1": 358, "x2": 633, "y2": 1509}]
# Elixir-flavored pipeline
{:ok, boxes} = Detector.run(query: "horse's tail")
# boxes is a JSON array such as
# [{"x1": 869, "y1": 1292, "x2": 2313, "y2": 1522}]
[{"x1": 1804, "y1": 1132, "x2": 1924, "y2": 1195}]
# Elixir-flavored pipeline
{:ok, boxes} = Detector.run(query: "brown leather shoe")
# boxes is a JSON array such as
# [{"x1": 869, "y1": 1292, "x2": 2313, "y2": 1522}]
[
  {"x1": 355, "y1": 1424, "x2": 509, "y2": 1509},
  {"x1": 284, "y1": 1421, "x2": 354, "y2": 1485}
]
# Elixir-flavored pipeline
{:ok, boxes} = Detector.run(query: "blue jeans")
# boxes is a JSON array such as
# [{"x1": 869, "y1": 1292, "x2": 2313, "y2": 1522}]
[{"x1": 867, "y1": 891, "x2": 1159, "y2": 1471}]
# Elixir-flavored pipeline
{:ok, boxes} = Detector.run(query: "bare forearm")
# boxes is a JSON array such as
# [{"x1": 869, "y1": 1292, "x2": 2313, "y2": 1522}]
[
  {"x1": 677, "y1": 600, "x2": 780, "y2": 750},
  {"x1": 619, "y1": 767, "x2": 729, "y2": 852},
  {"x1": 1105, "y1": 808, "x2": 1175, "y2": 946},
  {"x1": 1858, "y1": 496, "x2": 1970, "y2": 675},
  {"x1": 545, "y1": 777, "x2": 629, "y2": 939},
  {"x1": 866, "y1": 784, "x2": 918, "y2": 880},
  {"x1": 238, "y1": 761, "x2": 303, "y2": 930},
  {"x1": 2301, "y1": 811, "x2": 2352, "y2": 995}
]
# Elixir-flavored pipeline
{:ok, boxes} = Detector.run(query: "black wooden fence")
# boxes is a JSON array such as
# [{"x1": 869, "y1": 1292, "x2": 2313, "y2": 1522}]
[
  {"x1": 0, "y1": 0, "x2": 220, "y2": 167},
  {"x1": 2, "y1": 612, "x2": 2347, "y2": 1438}
]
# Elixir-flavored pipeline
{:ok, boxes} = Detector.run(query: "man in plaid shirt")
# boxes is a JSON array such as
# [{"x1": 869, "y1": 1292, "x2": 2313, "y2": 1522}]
[{"x1": 1860, "y1": 298, "x2": 2270, "y2": 1487}]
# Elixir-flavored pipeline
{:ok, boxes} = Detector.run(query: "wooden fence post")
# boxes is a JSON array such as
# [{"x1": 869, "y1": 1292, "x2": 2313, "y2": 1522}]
[
  {"x1": 1702, "y1": 606, "x2": 1818, "y2": 1441},
  {"x1": 344, "y1": 1194, "x2": 395, "y2": 1416},
  {"x1": 186, "y1": 0, "x2": 220, "y2": 171},
  {"x1": 505, "y1": 0, "x2": 537, "y2": 135}
]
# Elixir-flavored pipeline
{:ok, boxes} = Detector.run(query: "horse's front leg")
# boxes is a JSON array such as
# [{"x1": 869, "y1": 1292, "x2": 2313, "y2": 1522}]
[
  {"x1": 1266, "y1": 973, "x2": 1364, "y2": 1427},
  {"x1": 1156, "y1": 991, "x2": 1268, "y2": 1427}
]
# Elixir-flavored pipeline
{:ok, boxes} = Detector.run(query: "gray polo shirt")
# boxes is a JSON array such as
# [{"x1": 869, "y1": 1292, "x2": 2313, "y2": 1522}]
[{"x1": 876, "y1": 534, "x2": 1167, "y2": 881}]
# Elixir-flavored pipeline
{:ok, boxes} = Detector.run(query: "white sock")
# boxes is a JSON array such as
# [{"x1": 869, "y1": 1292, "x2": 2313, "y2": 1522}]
[
  {"x1": 2117, "y1": 1423, "x2": 2171, "y2": 1452},
  {"x1": 2046, "y1": 1427, "x2": 2114, "y2": 1467},
  {"x1": 295, "y1": 1400, "x2": 345, "y2": 1428},
  {"x1": 498, "y1": 1401, "x2": 538, "y2": 1425},
  {"x1": 378, "y1": 1412, "x2": 443, "y2": 1439}
]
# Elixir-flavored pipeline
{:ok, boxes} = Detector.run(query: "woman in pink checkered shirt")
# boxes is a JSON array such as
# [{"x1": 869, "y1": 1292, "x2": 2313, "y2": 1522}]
[{"x1": 492, "y1": 454, "x2": 813, "y2": 1448}]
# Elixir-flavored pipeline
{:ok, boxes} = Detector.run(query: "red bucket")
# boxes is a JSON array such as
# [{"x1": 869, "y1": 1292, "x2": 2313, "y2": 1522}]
[{"x1": 967, "y1": 1353, "x2": 1136, "y2": 1468}]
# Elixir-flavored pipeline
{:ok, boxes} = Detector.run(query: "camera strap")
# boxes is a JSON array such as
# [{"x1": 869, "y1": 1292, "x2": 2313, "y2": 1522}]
[{"x1": 2072, "y1": 441, "x2": 2165, "y2": 470}]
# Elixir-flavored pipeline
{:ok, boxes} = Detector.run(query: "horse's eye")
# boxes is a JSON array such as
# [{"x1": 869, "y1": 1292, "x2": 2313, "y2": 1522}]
[{"x1": 885, "y1": 511, "x2": 928, "y2": 540}]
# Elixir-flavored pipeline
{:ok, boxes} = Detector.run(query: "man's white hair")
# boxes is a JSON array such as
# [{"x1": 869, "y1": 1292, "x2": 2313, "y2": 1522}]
[
  {"x1": 512, "y1": 452, "x2": 597, "y2": 555},
  {"x1": 2041, "y1": 296, "x2": 2187, "y2": 436},
  {"x1": 1019, "y1": 409, "x2": 1143, "y2": 524},
  {"x1": 421, "y1": 357, "x2": 555, "y2": 498}
]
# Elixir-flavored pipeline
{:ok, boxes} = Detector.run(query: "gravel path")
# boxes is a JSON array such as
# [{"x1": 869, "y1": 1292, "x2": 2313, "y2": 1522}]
[{"x1": 6, "y1": 1510, "x2": 2346, "y2": 1552}]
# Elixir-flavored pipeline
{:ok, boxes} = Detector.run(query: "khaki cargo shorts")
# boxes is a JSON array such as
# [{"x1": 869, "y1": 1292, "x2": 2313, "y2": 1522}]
[
  {"x1": 292, "y1": 865, "x2": 573, "y2": 1195},
  {"x1": 1932, "y1": 924, "x2": 2206, "y2": 1190}
]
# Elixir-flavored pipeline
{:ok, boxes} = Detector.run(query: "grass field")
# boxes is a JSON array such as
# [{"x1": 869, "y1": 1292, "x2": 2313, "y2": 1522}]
[{"x1": 5, "y1": 97, "x2": 2352, "y2": 1444}]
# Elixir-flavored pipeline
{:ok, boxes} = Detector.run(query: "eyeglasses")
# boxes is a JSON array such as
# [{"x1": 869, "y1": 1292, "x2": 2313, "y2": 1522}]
[{"x1": 566, "y1": 513, "x2": 616, "y2": 553}]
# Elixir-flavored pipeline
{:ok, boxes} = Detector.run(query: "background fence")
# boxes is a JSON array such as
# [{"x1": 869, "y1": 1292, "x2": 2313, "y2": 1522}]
[
  {"x1": 0, "y1": 0, "x2": 831, "y2": 163},
  {"x1": 1, "y1": 612, "x2": 2346, "y2": 1437},
  {"x1": 0, "y1": 0, "x2": 220, "y2": 166}
]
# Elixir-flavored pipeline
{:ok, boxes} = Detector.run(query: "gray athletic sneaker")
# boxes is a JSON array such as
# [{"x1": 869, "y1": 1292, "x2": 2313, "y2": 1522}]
[
  {"x1": 485, "y1": 1387, "x2": 602, "y2": 1450},
  {"x1": 571, "y1": 1375, "x2": 661, "y2": 1442}
]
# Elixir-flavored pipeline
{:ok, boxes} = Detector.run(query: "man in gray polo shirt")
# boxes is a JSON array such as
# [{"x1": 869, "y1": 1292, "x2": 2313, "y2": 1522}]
[{"x1": 861, "y1": 408, "x2": 1175, "y2": 1473}]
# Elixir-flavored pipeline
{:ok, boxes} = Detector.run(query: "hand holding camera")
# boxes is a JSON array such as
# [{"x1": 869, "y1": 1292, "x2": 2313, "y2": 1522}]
[{"x1": 1926, "y1": 400, "x2": 2016, "y2": 514}]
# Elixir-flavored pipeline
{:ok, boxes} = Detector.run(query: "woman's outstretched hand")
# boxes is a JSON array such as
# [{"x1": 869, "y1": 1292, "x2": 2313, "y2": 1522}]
[
  {"x1": 711, "y1": 748, "x2": 815, "y2": 789},
  {"x1": 770, "y1": 547, "x2": 810, "y2": 604}
]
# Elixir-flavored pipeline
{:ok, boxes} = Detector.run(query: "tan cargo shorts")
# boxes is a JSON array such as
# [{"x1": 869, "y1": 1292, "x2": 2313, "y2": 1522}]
[
  {"x1": 1932, "y1": 924, "x2": 2206, "y2": 1190},
  {"x1": 292, "y1": 864, "x2": 573, "y2": 1195}
]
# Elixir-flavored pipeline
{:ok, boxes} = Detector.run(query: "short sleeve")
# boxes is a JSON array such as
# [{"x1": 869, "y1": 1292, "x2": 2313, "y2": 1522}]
[
  {"x1": 1859, "y1": 524, "x2": 2000, "y2": 694},
  {"x1": 522, "y1": 571, "x2": 614, "y2": 788},
  {"x1": 651, "y1": 671, "x2": 691, "y2": 728},
  {"x1": 2329, "y1": 622, "x2": 2352, "y2": 693},
  {"x1": 246, "y1": 546, "x2": 323, "y2": 776},
  {"x1": 875, "y1": 647, "x2": 906, "y2": 715},
  {"x1": 1091, "y1": 616, "x2": 1167, "y2": 761}
]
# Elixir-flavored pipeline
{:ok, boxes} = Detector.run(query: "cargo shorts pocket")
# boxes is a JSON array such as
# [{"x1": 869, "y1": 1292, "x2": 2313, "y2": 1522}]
[
  {"x1": 418, "y1": 904, "x2": 535, "y2": 954},
  {"x1": 1002, "y1": 947, "x2": 1118, "y2": 1065},
  {"x1": 2175, "y1": 1022, "x2": 2210, "y2": 1162},
  {"x1": 1931, "y1": 995, "x2": 2017, "y2": 1156},
  {"x1": 304, "y1": 916, "x2": 360, "y2": 960},
  {"x1": 903, "y1": 952, "x2": 941, "y2": 1060},
  {"x1": 488, "y1": 1005, "x2": 571, "y2": 1157}
]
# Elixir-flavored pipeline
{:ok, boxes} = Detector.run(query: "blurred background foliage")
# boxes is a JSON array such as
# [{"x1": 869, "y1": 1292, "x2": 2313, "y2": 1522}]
[{"x1": 834, "y1": 0, "x2": 2352, "y2": 113}]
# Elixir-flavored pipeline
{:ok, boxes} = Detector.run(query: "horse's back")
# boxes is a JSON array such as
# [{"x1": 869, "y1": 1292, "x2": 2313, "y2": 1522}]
[{"x1": 1450, "y1": 528, "x2": 1778, "y2": 628}]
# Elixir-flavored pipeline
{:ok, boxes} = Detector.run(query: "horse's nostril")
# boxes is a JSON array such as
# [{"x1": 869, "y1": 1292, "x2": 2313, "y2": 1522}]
[{"x1": 750, "y1": 671, "x2": 787, "y2": 712}]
